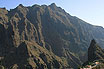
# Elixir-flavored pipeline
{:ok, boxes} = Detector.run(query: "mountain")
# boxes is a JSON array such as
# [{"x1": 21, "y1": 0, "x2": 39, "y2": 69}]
[
  {"x1": 88, "y1": 39, "x2": 104, "y2": 62},
  {"x1": 80, "y1": 39, "x2": 104, "y2": 68},
  {"x1": 0, "y1": 3, "x2": 104, "y2": 68}
]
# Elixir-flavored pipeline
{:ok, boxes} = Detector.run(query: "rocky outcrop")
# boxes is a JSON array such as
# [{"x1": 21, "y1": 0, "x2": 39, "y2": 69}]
[
  {"x1": 81, "y1": 39, "x2": 104, "y2": 68},
  {"x1": 88, "y1": 39, "x2": 104, "y2": 62}
]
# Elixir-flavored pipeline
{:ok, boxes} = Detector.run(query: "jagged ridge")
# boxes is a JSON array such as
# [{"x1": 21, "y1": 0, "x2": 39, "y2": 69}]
[{"x1": 0, "y1": 3, "x2": 104, "y2": 69}]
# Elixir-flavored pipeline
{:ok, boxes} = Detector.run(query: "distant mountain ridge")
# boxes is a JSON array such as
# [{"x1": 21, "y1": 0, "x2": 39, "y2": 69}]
[{"x1": 0, "y1": 3, "x2": 104, "y2": 69}]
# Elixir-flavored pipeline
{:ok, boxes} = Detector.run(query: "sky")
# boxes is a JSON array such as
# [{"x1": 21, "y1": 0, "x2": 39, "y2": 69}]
[{"x1": 0, "y1": 0, "x2": 104, "y2": 27}]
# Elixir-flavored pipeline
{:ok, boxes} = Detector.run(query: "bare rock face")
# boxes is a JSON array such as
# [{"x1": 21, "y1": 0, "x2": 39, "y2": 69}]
[
  {"x1": 2, "y1": 41, "x2": 69, "y2": 69},
  {"x1": 0, "y1": 6, "x2": 69, "y2": 69},
  {"x1": 0, "y1": 3, "x2": 104, "y2": 69},
  {"x1": 88, "y1": 39, "x2": 104, "y2": 62}
]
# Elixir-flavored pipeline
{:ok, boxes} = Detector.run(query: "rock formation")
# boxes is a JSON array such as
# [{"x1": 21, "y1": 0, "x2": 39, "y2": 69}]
[
  {"x1": 0, "y1": 3, "x2": 104, "y2": 68},
  {"x1": 88, "y1": 39, "x2": 104, "y2": 62}
]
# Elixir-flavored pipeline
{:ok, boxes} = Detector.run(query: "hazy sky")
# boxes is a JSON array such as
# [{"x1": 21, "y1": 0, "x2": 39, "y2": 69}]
[{"x1": 0, "y1": 0, "x2": 104, "y2": 27}]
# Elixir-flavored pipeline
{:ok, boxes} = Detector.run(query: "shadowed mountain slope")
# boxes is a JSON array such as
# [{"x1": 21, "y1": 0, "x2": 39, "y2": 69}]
[
  {"x1": 88, "y1": 39, "x2": 104, "y2": 62},
  {"x1": 81, "y1": 39, "x2": 104, "y2": 68}
]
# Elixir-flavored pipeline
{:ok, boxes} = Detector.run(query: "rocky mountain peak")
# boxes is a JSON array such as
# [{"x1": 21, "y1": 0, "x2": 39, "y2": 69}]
[
  {"x1": 89, "y1": 39, "x2": 96, "y2": 47},
  {"x1": 15, "y1": 4, "x2": 24, "y2": 10},
  {"x1": 49, "y1": 3, "x2": 57, "y2": 10},
  {"x1": 18, "y1": 4, "x2": 24, "y2": 8},
  {"x1": 50, "y1": 3, "x2": 56, "y2": 6},
  {"x1": 88, "y1": 39, "x2": 104, "y2": 62},
  {"x1": 0, "y1": 8, "x2": 8, "y2": 14}
]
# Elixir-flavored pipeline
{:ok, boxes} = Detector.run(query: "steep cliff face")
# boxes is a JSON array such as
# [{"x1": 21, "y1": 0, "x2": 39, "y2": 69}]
[
  {"x1": 0, "y1": 6, "x2": 69, "y2": 69},
  {"x1": 81, "y1": 39, "x2": 104, "y2": 68},
  {"x1": 88, "y1": 39, "x2": 104, "y2": 62},
  {"x1": 0, "y1": 3, "x2": 104, "y2": 69}
]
